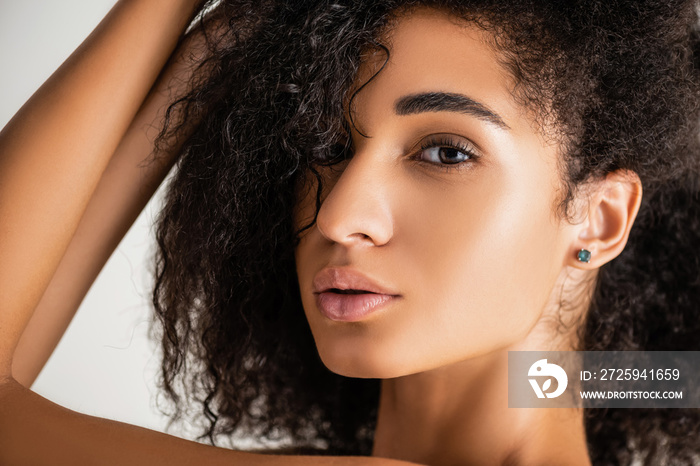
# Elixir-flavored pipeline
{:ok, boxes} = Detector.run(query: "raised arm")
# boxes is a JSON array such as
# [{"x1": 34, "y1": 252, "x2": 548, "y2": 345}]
[
  {"x1": 0, "y1": 1, "x2": 419, "y2": 464},
  {"x1": 0, "y1": 0, "x2": 201, "y2": 379},
  {"x1": 9, "y1": 1, "x2": 212, "y2": 388},
  {"x1": 0, "y1": 378, "x2": 418, "y2": 465}
]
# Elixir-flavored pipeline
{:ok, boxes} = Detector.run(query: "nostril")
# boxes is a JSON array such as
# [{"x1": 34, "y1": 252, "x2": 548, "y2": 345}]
[
  {"x1": 312, "y1": 157, "x2": 394, "y2": 247},
  {"x1": 348, "y1": 232, "x2": 372, "y2": 241}
]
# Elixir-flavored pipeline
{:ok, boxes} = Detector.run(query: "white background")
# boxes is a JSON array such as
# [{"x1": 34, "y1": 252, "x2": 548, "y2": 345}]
[{"x1": 0, "y1": 0, "x2": 178, "y2": 437}]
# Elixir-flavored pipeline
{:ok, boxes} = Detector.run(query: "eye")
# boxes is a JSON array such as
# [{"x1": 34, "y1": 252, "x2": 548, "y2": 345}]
[
  {"x1": 322, "y1": 141, "x2": 353, "y2": 166},
  {"x1": 411, "y1": 134, "x2": 479, "y2": 172},
  {"x1": 310, "y1": 141, "x2": 352, "y2": 171},
  {"x1": 421, "y1": 146, "x2": 471, "y2": 164},
  {"x1": 330, "y1": 141, "x2": 353, "y2": 162}
]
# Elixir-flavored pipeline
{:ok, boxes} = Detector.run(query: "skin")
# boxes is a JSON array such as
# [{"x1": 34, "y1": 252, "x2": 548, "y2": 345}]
[
  {"x1": 0, "y1": 2, "x2": 641, "y2": 464},
  {"x1": 295, "y1": 7, "x2": 642, "y2": 466},
  {"x1": 0, "y1": 1, "x2": 416, "y2": 464}
]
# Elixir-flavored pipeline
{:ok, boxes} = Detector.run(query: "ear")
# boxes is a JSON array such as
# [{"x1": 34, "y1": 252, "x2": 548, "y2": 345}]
[{"x1": 569, "y1": 169, "x2": 643, "y2": 269}]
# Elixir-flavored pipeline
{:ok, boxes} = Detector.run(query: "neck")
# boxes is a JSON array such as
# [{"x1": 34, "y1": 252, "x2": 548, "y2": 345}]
[
  {"x1": 370, "y1": 267, "x2": 596, "y2": 465},
  {"x1": 371, "y1": 348, "x2": 591, "y2": 465}
]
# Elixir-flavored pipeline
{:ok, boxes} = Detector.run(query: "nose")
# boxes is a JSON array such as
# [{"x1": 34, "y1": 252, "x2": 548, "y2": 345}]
[{"x1": 315, "y1": 149, "x2": 394, "y2": 247}]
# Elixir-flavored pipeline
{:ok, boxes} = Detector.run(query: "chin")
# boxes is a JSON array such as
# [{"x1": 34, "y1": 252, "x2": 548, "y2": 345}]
[
  {"x1": 315, "y1": 339, "x2": 419, "y2": 379},
  {"x1": 321, "y1": 357, "x2": 409, "y2": 379}
]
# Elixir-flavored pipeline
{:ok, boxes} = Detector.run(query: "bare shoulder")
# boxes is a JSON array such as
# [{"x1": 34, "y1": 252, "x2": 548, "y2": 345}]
[
  {"x1": 0, "y1": 375, "x2": 427, "y2": 466},
  {"x1": 244, "y1": 446, "x2": 426, "y2": 465}
]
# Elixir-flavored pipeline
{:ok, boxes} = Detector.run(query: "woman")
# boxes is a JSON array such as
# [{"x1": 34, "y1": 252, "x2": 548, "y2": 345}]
[{"x1": 2, "y1": 0, "x2": 699, "y2": 465}]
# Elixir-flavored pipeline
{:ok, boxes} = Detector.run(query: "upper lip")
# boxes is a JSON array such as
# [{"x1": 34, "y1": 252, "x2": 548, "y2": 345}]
[{"x1": 312, "y1": 267, "x2": 400, "y2": 295}]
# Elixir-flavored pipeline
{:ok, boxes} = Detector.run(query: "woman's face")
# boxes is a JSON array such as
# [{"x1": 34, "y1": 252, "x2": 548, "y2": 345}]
[{"x1": 294, "y1": 7, "x2": 575, "y2": 378}]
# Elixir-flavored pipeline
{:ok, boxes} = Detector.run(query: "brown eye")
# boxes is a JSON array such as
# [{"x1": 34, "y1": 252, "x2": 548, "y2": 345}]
[
  {"x1": 322, "y1": 142, "x2": 352, "y2": 166},
  {"x1": 419, "y1": 146, "x2": 472, "y2": 164},
  {"x1": 311, "y1": 142, "x2": 351, "y2": 167},
  {"x1": 410, "y1": 135, "x2": 480, "y2": 173},
  {"x1": 332, "y1": 142, "x2": 353, "y2": 161}
]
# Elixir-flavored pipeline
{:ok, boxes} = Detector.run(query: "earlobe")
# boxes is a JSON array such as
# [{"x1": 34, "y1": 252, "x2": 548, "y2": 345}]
[{"x1": 571, "y1": 169, "x2": 643, "y2": 268}]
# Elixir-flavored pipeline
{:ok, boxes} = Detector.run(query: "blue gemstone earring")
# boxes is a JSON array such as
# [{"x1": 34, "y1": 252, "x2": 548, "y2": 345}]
[{"x1": 577, "y1": 248, "x2": 592, "y2": 263}]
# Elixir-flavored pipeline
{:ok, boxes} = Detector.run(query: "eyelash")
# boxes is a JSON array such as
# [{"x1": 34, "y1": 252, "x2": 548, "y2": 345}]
[
  {"x1": 323, "y1": 134, "x2": 479, "y2": 174},
  {"x1": 409, "y1": 135, "x2": 479, "y2": 173}
]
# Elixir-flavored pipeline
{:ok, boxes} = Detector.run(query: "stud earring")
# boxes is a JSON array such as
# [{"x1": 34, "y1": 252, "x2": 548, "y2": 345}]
[{"x1": 577, "y1": 248, "x2": 592, "y2": 263}]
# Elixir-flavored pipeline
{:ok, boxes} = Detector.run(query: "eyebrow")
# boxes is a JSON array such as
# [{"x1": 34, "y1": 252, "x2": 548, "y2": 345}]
[{"x1": 394, "y1": 91, "x2": 510, "y2": 130}]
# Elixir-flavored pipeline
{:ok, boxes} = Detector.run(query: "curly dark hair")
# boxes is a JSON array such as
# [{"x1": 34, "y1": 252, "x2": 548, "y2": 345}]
[{"x1": 148, "y1": 0, "x2": 700, "y2": 463}]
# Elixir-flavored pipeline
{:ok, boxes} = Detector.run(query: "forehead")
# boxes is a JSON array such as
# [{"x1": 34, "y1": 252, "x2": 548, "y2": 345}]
[{"x1": 349, "y1": 7, "x2": 534, "y2": 137}]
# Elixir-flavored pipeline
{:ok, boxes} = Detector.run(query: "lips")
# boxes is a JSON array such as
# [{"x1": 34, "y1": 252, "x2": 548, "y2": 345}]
[
  {"x1": 312, "y1": 267, "x2": 400, "y2": 295},
  {"x1": 312, "y1": 267, "x2": 401, "y2": 322}
]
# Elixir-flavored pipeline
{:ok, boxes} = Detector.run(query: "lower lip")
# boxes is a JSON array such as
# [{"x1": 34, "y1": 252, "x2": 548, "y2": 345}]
[{"x1": 314, "y1": 292, "x2": 399, "y2": 322}]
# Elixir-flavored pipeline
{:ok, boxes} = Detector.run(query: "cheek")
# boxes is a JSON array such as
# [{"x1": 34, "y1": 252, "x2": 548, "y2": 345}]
[
  {"x1": 291, "y1": 154, "x2": 566, "y2": 378},
  {"x1": 292, "y1": 170, "x2": 319, "y2": 234},
  {"x1": 292, "y1": 174, "x2": 319, "y2": 291},
  {"x1": 293, "y1": 168, "x2": 337, "y2": 322},
  {"x1": 377, "y1": 163, "x2": 564, "y2": 371},
  {"x1": 292, "y1": 164, "x2": 344, "y2": 239}
]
